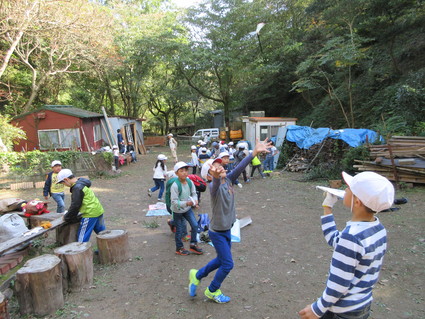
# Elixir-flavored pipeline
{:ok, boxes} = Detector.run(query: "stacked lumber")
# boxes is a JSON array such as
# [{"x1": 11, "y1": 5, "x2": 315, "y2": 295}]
[
  {"x1": 369, "y1": 136, "x2": 425, "y2": 159},
  {"x1": 355, "y1": 136, "x2": 425, "y2": 184}
]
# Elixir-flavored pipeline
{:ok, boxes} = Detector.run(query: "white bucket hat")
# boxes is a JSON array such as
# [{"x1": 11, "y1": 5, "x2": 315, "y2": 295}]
[
  {"x1": 174, "y1": 161, "x2": 190, "y2": 172},
  {"x1": 56, "y1": 168, "x2": 73, "y2": 184},
  {"x1": 157, "y1": 154, "x2": 167, "y2": 161},
  {"x1": 191, "y1": 145, "x2": 197, "y2": 150},
  {"x1": 342, "y1": 171, "x2": 394, "y2": 212},
  {"x1": 51, "y1": 160, "x2": 62, "y2": 167},
  {"x1": 201, "y1": 158, "x2": 222, "y2": 179},
  {"x1": 218, "y1": 151, "x2": 230, "y2": 159}
]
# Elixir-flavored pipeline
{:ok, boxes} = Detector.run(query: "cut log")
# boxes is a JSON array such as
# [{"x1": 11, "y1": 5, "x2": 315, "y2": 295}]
[
  {"x1": 56, "y1": 222, "x2": 80, "y2": 246},
  {"x1": 96, "y1": 230, "x2": 130, "y2": 264},
  {"x1": 29, "y1": 212, "x2": 62, "y2": 228},
  {"x1": 0, "y1": 292, "x2": 10, "y2": 319},
  {"x1": 54, "y1": 242, "x2": 93, "y2": 292},
  {"x1": 15, "y1": 254, "x2": 64, "y2": 316}
]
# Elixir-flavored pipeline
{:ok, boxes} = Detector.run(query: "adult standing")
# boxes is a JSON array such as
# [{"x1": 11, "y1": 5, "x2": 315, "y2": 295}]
[
  {"x1": 167, "y1": 133, "x2": 178, "y2": 163},
  {"x1": 117, "y1": 129, "x2": 125, "y2": 153}
]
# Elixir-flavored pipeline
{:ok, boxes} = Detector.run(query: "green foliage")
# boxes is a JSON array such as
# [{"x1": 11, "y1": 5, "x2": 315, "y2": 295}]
[
  {"x1": 0, "y1": 150, "x2": 93, "y2": 176},
  {"x1": 303, "y1": 162, "x2": 343, "y2": 181},
  {"x1": 102, "y1": 151, "x2": 113, "y2": 165},
  {"x1": 341, "y1": 145, "x2": 370, "y2": 174},
  {"x1": 0, "y1": 115, "x2": 26, "y2": 151}
]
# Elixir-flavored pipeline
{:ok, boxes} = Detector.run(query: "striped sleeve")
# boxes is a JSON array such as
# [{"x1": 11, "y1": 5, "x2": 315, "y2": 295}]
[{"x1": 312, "y1": 217, "x2": 365, "y2": 317}]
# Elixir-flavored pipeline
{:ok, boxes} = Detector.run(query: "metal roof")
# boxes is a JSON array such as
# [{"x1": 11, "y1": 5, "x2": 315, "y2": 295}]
[{"x1": 13, "y1": 105, "x2": 103, "y2": 120}]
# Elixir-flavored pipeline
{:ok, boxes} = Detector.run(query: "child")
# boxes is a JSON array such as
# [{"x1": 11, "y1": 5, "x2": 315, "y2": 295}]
[
  {"x1": 198, "y1": 147, "x2": 211, "y2": 167},
  {"x1": 167, "y1": 133, "x2": 178, "y2": 163},
  {"x1": 250, "y1": 154, "x2": 265, "y2": 178},
  {"x1": 126, "y1": 141, "x2": 137, "y2": 162},
  {"x1": 298, "y1": 171, "x2": 394, "y2": 319},
  {"x1": 263, "y1": 140, "x2": 279, "y2": 173},
  {"x1": 57, "y1": 169, "x2": 106, "y2": 242},
  {"x1": 188, "y1": 138, "x2": 271, "y2": 303},
  {"x1": 234, "y1": 143, "x2": 250, "y2": 183},
  {"x1": 190, "y1": 145, "x2": 199, "y2": 175},
  {"x1": 112, "y1": 145, "x2": 119, "y2": 170},
  {"x1": 171, "y1": 162, "x2": 203, "y2": 256},
  {"x1": 43, "y1": 160, "x2": 66, "y2": 213},
  {"x1": 148, "y1": 154, "x2": 167, "y2": 201}
]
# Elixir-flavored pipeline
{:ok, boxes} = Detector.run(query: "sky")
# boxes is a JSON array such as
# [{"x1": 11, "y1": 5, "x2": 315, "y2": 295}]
[{"x1": 172, "y1": 0, "x2": 202, "y2": 8}]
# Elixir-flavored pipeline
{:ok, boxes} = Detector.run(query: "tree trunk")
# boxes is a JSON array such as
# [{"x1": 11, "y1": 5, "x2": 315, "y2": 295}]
[
  {"x1": 15, "y1": 254, "x2": 64, "y2": 316},
  {"x1": 22, "y1": 73, "x2": 48, "y2": 113},
  {"x1": 54, "y1": 242, "x2": 93, "y2": 292},
  {"x1": 96, "y1": 230, "x2": 130, "y2": 264},
  {"x1": 0, "y1": 292, "x2": 10, "y2": 319},
  {"x1": 0, "y1": 31, "x2": 24, "y2": 80},
  {"x1": 56, "y1": 222, "x2": 80, "y2": 246}
]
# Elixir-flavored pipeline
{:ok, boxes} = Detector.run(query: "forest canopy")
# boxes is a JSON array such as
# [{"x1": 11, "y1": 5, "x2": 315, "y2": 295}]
[{"x1": 1, "y1": 0, "x2": 424, "y2": 135}]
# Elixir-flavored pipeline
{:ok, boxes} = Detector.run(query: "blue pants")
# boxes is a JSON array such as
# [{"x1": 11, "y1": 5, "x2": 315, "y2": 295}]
[
  {"x1": 150, "y1": 179, "x2": 165, "y2": 200},
  {"x1": 130, "y1": 152, "x2": 137, "y2": 162},
  {"x1": 321, "y1": 303, "x2": 371, "y2": 319},
  {"x1": 264, "y1": 157, "x2": 274, "y2": 171},
  {"x1": 196, "y1": 229, "x2": 233, "y2": 292},
  {"x1": 174, "y1": 209, "x2": 198, "y2": 249},
  {"x1": 77, "y1": 214, "x2": 106, "y2": 242},
  {"x1": 51, "y1": 192, "x2": 65, "y2": 213}
]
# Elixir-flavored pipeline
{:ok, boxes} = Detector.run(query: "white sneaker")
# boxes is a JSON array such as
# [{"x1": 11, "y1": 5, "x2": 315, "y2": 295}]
[
  {"x1": 147, "y1": 189, "x2": 152, "y2": 197},
  {"x1": 237, "y1": 183, "x2": 243, "y2": 189}
]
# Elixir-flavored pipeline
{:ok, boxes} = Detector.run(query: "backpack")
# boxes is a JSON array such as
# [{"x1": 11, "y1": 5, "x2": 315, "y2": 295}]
[
  {"x1": 188, "y1": 174, "x2": 207, "y2": 192},
  {"x1": 165, "y1": 177, "x2": 193, "y2": 214}
]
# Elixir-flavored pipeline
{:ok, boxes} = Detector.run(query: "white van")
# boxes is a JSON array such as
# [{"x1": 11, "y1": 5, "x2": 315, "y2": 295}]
[{"x1": 192, "y1": 128, "x2": 220, "y2": 141}]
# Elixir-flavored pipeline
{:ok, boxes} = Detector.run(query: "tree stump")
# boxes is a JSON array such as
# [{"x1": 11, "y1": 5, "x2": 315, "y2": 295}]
[
  {"x1": 96, "y1": 230, "x2": 130, "y2": 264},
  {"x1": 0, "y1": 292, "x2": 10, "y2": 319},
  {"x1": 54, "y1": 242, "x2": 93, "y2": 292},
  {"x1": 56, "y1": 222, "x2": 79, "y2": 246},
  {"x1": 14, "y1": 254, "x2": 64, "y2": 316}
]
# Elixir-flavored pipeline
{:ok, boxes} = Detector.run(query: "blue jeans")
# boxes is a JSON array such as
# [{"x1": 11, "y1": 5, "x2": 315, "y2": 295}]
[
  {"x1": 264, "y1": 157, "x2": 274, "y2": 171},
  {"x1": 150, "y1": 179, "x2": 165, "y2": 199},
  {"x1": 321, "y1": 303, "x2": 371, "y2": 319},
  {"x1": 196, "y1": 229, "x2": 233, "y2": 292},
  {"x1": 174, "y1": 209, "x2": 198, "y2": 249},
  {"x1": 51, "y1": 192, "x2": 65, "y2": 213},
  {"x1": 130, "y1": 152, "x2": 137, "y2": 162}
]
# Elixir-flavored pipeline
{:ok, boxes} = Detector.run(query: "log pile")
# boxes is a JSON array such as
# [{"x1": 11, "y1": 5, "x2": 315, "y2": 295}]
[{"x1": 354, "y1": 136, "x2": 425, "y2": 184}]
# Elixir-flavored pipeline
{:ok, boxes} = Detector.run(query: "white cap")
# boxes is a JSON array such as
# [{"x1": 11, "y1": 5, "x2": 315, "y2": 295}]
[
  {"x1": 200, "y1": 142, "x2": 207, "y2": 146},
  {"x1": 342, "y1": 171, "x2": 394, "y2": 212},
  {"x1": 191, "y1": 145, "x2": 197, "y2": 150},
  {"x1": 198, "y1": 140, "x2": 203, "y2": 144},
  {"x1": 112, "y1": 145, "x2": 118, "y2": 149},
  {"x1": 174, "y1": 161, "x2": 190, "y2": 172},
  {"x1": 157, "y1": 154, "x2": 167, "y2": 160},
  {"x1": 56, "y1": 168, "x2": 73, "y2": 184},
  {"x1": 228, "y1": 141, "x2": 234, "y2": 146},
  {"x1": 201, "y1": 158, "x2": 222, "y2": 179},
  {"x1": 238, "y1": 144, "x2": 246, "y2": 149},
  {"x1": 200, "y1": 147, "x2": 207, "y2": 152},
  {"x1": 218, "y1": 151, "x2": 230, "y2": 159},
  {"x1": 167, "y1": 133, "x2": 173, "y2": 137},
  {"x1": 51, "y1": 160, "x2": 62, "y2": 167}
]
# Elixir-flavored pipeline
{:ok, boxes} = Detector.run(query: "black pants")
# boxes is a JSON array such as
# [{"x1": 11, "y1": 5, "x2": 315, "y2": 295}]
[{"x1": 251, "y1": 165, "x2": 264, "y2": 178}]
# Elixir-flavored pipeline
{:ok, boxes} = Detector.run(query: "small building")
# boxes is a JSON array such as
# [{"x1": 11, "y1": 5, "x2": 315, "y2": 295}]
[
  {"x1": 241, "y1": 116, "x2": 297, "y2": 146},
  {"x1": 11, "y1": 105, "x2": 104, "y2": 152},
  {"x1": 11, "y1": 105, "x2": 144, "y2": 152}
]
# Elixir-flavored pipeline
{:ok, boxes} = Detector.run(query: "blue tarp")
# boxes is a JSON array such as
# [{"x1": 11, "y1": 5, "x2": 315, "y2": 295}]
[{"x1": 285, "y1": 125, "x2": 382, "y2": 149}]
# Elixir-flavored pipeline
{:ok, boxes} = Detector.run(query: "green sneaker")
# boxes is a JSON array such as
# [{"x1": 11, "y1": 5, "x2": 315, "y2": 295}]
[
  {"x1": 204, "y1": 287, "x2": 231, "y2": 303},
  {"x1": 188, "y1": 269, "x2": 200, "y2": 297}
]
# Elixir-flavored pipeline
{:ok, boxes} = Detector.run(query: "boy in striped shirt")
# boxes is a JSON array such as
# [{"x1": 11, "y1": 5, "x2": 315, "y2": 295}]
[{"x1": 299, "y1": 171, "x2": 394, "y2": 319}]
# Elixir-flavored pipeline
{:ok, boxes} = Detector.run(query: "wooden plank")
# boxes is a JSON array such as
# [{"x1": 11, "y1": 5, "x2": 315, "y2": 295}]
[{"x1": 0, "y1": 217, "x2": 66, "y2": 256}]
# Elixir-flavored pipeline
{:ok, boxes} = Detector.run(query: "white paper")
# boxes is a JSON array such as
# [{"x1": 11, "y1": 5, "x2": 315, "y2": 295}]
[{"x1": 316, "y1": 186, "x2": 345, "y2": 199}]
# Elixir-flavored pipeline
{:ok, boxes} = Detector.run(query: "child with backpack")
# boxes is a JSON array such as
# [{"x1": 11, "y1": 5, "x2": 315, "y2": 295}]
[
  {"x1": 148, "y1": 154, "x2": 167, "y2": 201},
  {"x1": 188, "y1": 138, "x2": 271, "y2": 303},
  {"x1": 167, "y1": 162, "x2": 203, "y2": 256},
  {"x1": 188, "y1": 174, "x2": 207, "y2": 204},
  {"x1": 190, "y1": 145, "x2": 200, "y2": 174}
]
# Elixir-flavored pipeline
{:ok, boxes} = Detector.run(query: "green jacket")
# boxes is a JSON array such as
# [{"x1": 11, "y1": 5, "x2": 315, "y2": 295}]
[{"x1": 65, "y1": 178, "x2": 104, "y2": 222}]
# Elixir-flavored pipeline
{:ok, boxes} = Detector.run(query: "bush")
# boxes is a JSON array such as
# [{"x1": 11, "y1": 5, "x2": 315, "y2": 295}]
[{"x1": 341, "y1": 145, "x2": 370, "y2": 174}]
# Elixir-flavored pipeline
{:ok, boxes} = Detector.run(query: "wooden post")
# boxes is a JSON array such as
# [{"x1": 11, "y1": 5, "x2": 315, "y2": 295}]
[
  {"x1": 56, "y1": 222, "x2": 80, "y2": 246},
  {"x1": 0, "y1": 292, "x2": 10, "y2": 319},
  {"x1": 96, "y1": 230, "x2": 130, "y2": 264},
  {"x1": 54, "y1": 242, "x2": 93, "y2": 293},
  {"x1": 15, "y1": 254, "x2": 64, "y2": 316}
]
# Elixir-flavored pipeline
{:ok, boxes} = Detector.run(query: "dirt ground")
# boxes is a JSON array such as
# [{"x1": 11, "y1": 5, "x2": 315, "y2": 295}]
[{"x1": 1, "y1": 146, "x2": 424, "y2": 319}]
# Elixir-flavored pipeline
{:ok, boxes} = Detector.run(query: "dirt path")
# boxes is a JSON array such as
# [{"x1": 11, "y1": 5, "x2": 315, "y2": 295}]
[{"x1": 2, "y1": 146, "x2": 424, "y2": 319}]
